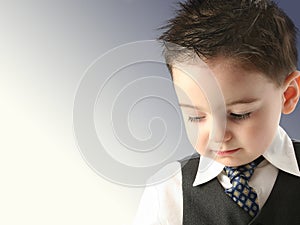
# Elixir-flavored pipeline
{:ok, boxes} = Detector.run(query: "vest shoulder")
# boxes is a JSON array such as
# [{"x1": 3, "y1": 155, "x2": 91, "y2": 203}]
[
  {"x1": 179, "y1": 152, "x2": 200, "y2": 165},
  {"x1": 292, "y1": 139, "x2": 300, "y2": 148},
  {"x1": 179, "y1": 153, "x2": 200, "y2": 185},
  {"x1": 292, "y1": 140, "x2": 300, "y2": 166}
]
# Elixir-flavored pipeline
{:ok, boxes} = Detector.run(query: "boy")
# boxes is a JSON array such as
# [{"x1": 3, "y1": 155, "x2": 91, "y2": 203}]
[{"x1": 133, "y1": 0, "x2": 300, "y2": 224}]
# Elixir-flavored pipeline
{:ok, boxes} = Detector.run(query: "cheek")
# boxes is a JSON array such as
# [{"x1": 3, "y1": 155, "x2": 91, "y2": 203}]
[
  {"x1": 254, "y1": 90, "x2": 282, "y2": 148},
  {"x1": 194, "y1": 123, "x2": 210, "y2": 155},
  {"x1": 183, "y1": 113, "x2": 212, "y2": 155},
  {"x1": 242, "y1": 105, "x2": 281, "y2": 152}
]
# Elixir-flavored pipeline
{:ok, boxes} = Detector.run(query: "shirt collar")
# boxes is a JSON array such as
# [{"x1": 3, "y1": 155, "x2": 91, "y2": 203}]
[{"x1": 193, "y1": 126, "x2": 300, "y2": 187}]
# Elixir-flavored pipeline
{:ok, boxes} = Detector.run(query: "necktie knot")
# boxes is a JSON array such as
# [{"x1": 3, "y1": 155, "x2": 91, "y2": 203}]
[
  {"x1": 224, "y1": 156, "x2": 264, "y2": 181},
  {"x1": 224, "y1": 164, "x2": 255, "y2": 181}
]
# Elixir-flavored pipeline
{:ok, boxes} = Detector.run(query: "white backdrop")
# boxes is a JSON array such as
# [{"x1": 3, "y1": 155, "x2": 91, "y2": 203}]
[{"x1": 1, "y1": 1, "x2": 299, "y2": 225}]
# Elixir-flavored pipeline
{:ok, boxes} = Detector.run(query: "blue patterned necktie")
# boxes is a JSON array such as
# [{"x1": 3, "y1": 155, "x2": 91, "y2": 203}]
[{"x1": 223, "y1": 156, "x2": 264, "y2": 217}]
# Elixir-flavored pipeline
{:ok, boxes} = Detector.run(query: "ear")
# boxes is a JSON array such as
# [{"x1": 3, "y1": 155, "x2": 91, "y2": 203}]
[{"x1": 282, "y1": 71, "x2": 300, "y2": 114}]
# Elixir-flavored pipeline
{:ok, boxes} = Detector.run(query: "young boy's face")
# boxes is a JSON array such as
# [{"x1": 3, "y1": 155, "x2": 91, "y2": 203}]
[{"x1": 173, "y1": 57, "x2": 284, "y2": 167}]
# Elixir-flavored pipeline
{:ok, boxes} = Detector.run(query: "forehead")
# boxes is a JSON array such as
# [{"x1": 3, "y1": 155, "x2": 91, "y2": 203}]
[
  {"x1": 172, "y1": 58, "x2": 267, "y2": 86},
  {"x1": 205, "y1": 58, "x2": 265, "y2": 86},
  {"x1": 171, "y1": 58, "x2": 276, "y2": 106}
]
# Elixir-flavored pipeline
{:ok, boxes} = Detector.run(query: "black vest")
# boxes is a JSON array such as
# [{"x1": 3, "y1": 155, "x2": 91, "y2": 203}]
[{"x1": 181, "y1": 141, "x2": 300, "y2": 225}]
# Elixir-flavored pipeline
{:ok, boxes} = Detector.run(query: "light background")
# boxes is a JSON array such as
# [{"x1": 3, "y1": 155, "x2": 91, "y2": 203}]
[{"x1": 0, "y1": 1, "x2": 299, "y2": 225}]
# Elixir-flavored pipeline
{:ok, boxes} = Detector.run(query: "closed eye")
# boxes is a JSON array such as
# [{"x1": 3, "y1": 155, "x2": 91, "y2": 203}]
[
  {"x1": 229, "y1": 112, "x2": 251, "y2": 120},
  {"x1": 188, "y1": 116, "x2": 206, "y2": 122}
]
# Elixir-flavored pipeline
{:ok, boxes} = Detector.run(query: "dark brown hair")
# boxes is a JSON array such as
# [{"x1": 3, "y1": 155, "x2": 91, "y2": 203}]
[{"x1": 159, "y1": 0, "x2": 298, "y2": 86}]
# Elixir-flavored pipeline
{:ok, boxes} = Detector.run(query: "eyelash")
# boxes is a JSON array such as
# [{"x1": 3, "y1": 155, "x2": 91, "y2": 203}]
[
  {"x1": 188, "y1": 116, "x2": 205, "y2": 122},
  {"x1": 187, "y1": 112, "x2": 251, "y2": 123},
  {"x1": 229, "y1": 112, "x2": 251, "y2": 120}
]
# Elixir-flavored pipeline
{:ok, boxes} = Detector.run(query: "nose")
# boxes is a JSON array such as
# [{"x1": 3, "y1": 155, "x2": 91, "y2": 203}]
[
  {"x1": 209, "y1": 128, "x2": 232, "y2": 151},
  {"x1": 211, "y1": 123, "x2": 233, "y2": 144},
  {"x1": 222, "y1": 129, "x2": 233, "y2": 142}
]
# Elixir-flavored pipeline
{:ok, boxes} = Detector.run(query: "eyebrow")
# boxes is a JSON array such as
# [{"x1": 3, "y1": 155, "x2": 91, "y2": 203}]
[
  {"x1": 226, "y1": 98, "x2": 260, "y2": 106},
  {"x1": 179, "y1": 103, "x2": 204, "y2": 111},
  {"x1": 179, "y1": 98, "x2": 260, "y2": 110}
]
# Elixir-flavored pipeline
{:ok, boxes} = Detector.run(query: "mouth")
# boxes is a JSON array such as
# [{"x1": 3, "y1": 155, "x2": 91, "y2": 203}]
[{"x1": 213, "y1": 148, "x2": 240, "y2": 156}]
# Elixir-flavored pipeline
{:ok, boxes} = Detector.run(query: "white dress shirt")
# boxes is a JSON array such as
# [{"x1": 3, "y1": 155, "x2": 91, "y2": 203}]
[{"x1": 132, "y1": 126, "x2": 300, "y2": 225}]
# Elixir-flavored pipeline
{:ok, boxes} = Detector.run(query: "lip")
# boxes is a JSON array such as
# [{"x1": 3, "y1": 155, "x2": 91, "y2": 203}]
[{"x1": 214, "y1": 148, "x2": 240, "y2": 156}]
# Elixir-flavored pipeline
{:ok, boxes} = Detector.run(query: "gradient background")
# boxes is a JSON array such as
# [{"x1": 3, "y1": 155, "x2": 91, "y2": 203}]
[{"x1": 1, "y1": 1, "x2": 299, "y2": 224}]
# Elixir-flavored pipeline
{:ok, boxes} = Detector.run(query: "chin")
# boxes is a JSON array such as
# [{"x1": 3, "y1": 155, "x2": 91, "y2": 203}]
[{"x1": 217, "y1": 158, "x2": 247, "y2": 167}]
